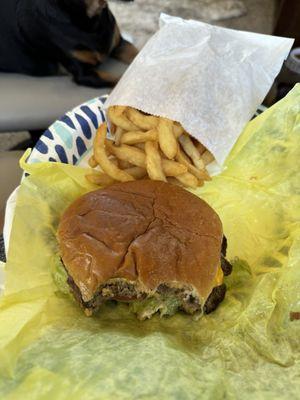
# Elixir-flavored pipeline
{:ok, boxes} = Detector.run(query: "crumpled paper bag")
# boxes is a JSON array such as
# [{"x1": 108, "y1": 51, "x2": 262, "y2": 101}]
[
  {"x1": 106, "y1": 13, "x2": 293, "y2": 169},
  {"x1": 0, "y1": 85, "x2": 300, "y2": 399}
]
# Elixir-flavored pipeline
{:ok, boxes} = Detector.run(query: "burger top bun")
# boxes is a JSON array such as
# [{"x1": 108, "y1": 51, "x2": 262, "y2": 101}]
[{"x1": 57, "y1": 180, "x2": 223, "y2": 303}]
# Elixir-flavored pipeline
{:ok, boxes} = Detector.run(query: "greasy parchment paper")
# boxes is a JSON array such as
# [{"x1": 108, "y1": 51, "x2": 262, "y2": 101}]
[
  {"x1": 106, "y1": 14, "x2": 293, "y2": 170},
  {"x1": 0, "y1": 85, "x2": 300, "y2": 399}
]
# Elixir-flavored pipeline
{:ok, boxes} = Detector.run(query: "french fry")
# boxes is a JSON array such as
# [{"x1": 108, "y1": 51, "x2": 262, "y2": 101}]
[
  {"x1": 177, "y1": 146, "x2": 192, "y2": 163},
  {"x1": 201, "y1": 150, "x2": 215, "y2": 165},
  {"x1": 125, "y1": 166, "x2": 147, "y2": 179},
  {"x1": 161, "y1": 159, "x2": 187, "y2": 176},
  {"x1": 85, "y1": 172, "x2": 115, "y2": 187},
  {"x1": 179, "y1": 134, "x2": 205, "y2": 170},
  {"x1": 88, "y1": 155, "x2": 98, "y2": 168},
  {"x1": 106, "y1": 141, "x2": 146, "y2": 168},
  {"x1": 108, "y1": 106, "x2": 139, "y2": 131},
  {"x1": 111, "y1": 148, "x2": 187, "y2": 177},
  {"x1": 168, "y1": 176, "x2": 203, "y2": 188},
  {"x1": 113, "y1": 105, "x2": 127, "y2": 114},
  {"x1": 158, "y1": 118, "x2": 178, "y2": 159},
  {"x1": 135, "y1": 143, "x2": 145, "y2": 150},
  {"x1": 127, "y1": 107, "x2": 158, "y2": 130},
  {"x1": 120, "y1": 129, "x2": 157, "y2": 145},
  {"x1": 167, "y1": 177, "x2": 184, "y2": 187},
  {"x1": 110, "y1": 123, "x2": 116, "y2": 135},
  {"x1": 93, "y1": 123, "x2": 134, "y2": 182},
  {"x1": 114, "y1": 126, "x2": 123, "y2": 146},
  {"x1": 86, "y1": 168, "x2": 146, "y2": 185},
  {"x1": 194, "y1": 140, "x2": 206, "y2": 155},
  {"x1": 176, "y1": 148, "x2": 210, "y2": 181},
  {"x1": 109, "y1": 156, "x2": 119, "y2": 167},
  {"x1": 118, "y1": 159, "x2": 133, "y2": 169},
  {"x1": 145, "y1": 141, "x2": 166, "y2": 181},
  {"x1": 173, "y1": 123, "x2": 184, "y2": 138},
  {"x1": 175, "y1": 172, "x2": 198, "y2": 189}
]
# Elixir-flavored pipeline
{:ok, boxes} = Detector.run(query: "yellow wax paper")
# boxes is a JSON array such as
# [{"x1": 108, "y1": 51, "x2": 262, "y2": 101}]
[{"x1": 1, "y1": 86, "x2": 300, "y2": 399}]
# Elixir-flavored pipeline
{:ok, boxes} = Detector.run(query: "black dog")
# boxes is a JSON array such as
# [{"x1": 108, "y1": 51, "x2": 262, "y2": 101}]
[{"x1": 0, "y1": 0, "x2": 138, "y2": 87}]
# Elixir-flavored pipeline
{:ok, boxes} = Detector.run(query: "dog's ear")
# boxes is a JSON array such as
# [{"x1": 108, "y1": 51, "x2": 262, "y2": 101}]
[{"x1": 85, "y1": 0, "x2": 107, "y2": 18}]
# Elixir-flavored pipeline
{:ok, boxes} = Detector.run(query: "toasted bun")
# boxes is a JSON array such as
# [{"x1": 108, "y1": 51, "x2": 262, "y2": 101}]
[{"x1": 57, "y1": 180, "x2": 223, "y2": 303}]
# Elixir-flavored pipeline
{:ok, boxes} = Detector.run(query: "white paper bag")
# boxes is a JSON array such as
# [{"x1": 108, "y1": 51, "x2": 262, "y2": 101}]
[{"x1": 105, "y1": 13, "x2": 293, "y2": 170}]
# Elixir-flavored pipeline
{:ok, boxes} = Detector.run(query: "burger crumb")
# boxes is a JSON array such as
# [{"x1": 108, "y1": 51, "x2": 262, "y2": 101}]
[
  {"x1": 290, "y1": 311, "x2": 300, "y2": 321},
  {"x1": 84, "y1": 308, "x2": 93, "y2": 317}
]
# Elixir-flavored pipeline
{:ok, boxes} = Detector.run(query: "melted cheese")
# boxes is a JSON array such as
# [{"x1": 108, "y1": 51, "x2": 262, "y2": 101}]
[{"x1": 213, "y1": 265, "x2": 224, "y2": 286}]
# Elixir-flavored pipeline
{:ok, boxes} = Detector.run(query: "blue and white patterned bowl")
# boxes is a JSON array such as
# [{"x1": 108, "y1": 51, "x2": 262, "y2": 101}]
[{"x1": 28, "y1": 95, "x2": 108, "y2": 167}]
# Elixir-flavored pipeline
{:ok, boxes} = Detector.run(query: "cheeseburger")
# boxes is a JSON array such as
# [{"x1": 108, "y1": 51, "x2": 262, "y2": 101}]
[{"x1": 57, "y1": 180, "x2": 232, "y2": 320}]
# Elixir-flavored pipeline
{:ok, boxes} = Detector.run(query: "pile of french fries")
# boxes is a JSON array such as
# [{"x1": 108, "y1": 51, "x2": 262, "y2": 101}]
[{"x1": 86, "y1": 106, "x2": 215, "y2": 189}]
